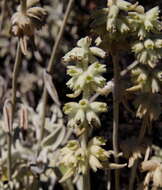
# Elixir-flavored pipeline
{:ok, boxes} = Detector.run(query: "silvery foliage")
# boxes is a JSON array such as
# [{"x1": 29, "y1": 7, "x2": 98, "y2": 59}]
[{"x1": 0, "y1": 102, "x2": 66, "y2": 189}]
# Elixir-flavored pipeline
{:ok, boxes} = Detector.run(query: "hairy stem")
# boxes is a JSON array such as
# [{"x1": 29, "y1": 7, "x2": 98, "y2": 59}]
[
  {"x1": 39, "y1": 0, "x2": 74, "y2": 144},
  {"x1": 81, "y1": 128, "x2": 91, "y2": 190},
  {"x1": 80, "y1": 92, "x2": 91, "y2": 190},
  {"x1": 112, "y1": 54, "x2": 120, "y2": 190}
]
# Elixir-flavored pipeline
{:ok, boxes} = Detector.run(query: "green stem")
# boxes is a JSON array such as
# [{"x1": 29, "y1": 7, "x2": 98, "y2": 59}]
[
  {"x1": 39, "y1": 0, "x2": 74, "y2": 144},
  {"x1": 81, "y1": 91, "x2": 91, "y2": 190},
  {"x1": 112, "y1": 54, "x2": 120, "y2": 190}
]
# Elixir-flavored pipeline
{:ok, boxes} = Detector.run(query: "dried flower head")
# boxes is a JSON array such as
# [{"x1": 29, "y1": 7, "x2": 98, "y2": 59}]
[
  {"x1": 120, "y1": 137, "x2": 150, "y2": 167},
  {"x1": 11, "y1": 0, "x2": 47, "y2": 55},
  {"x1": 135, "y1": 93, "x2": 162, "y2": 121}
]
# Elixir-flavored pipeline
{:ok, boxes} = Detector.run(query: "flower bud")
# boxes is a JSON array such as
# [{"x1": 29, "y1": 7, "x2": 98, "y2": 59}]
[
  {"x1": 132, "y1": 42, "x2": 144, "y2": 53},
  {"x1": 89, "y1": 155, "x2": 103, "y2": 172},
  {"x1": 66, "y1": 140, "x2": 80, "y2": 151},
  {"x1": 119, "y1": 21, "x2": 130, "y2": 33},
  {"x1": 93, "y1": 75, "x2": 106, "y2": 87},
  {"x1": 136, "y1": 73, "x2": 147, "y2": 82},
  {"x1": 106, "y1": 18, "x2": 116, "y2": 32},
  {"x1": 151, "y1": 78, "x2": 159, "y2": 93},
  {"x1": 109, "y1": 4, "x2": 119, "y2": 18},
  {"x1": 155, "y1": 39, "x2": 162, "y2": 48},
  {"x1": 138, "y1": 50, "x2": 147, "y2": 63},
  {"x1": 74, "y1": 109, "x2": 85, "y2": 127},
  {"x1": 63, "y1": 102, "x2": 79, "y2": 115},
  {"x1": 67, "y1": 66, "x2": 82, "y2": 77},
  {"x1": 86, "y1": 110, "x2": 101, "y2": 127},
  {"x1": 146, "y1": 6, "x2": 160, "y2": 21},
  {"x1": 90, "y1": 136, "x2": 106, "y2": 146},
  {"x1": 90, "y1": 47, "x2": 106, "y2": 58},
  {"x1": 90, "y1": 102, "x2": 108, "y2": 113},
  {"x1": 144, "y1": 39, "x2": 154, "y2": 49},
  {"x1": 77, "y1": 37, "x2": 92, "y2": 49},
  {"x1": 67, "y1": 119, "x2": 75, "y2": 128},
  {"x1": 87, "y1": 63, "x2": 106, "y2": 77},
  {"x1": 79, "y1": 99, "x2": 89, "y2": 109},
  {"x1": 144, "y1": 20, "x2": 153, "y2": 31}
]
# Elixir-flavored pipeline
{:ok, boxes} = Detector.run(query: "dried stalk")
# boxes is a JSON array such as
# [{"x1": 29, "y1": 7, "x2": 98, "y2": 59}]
[
  {"x1": 8, "y1": 0, "x2": 24, "y2": 181},
  {"x1": 112, "y1": 54, "x2": 120, "y2": 190},
  {"x1": 39, "y1": 0, "x2": 74, "y2": 143},
  {"x1": 12, "y1": 43, "x2": 22, "y2": 117},
  {"x1": 8, "y1": 42, "x2": 22, "y2": 181},
  {"x1": 47, "y1": 0, "x2": 74, "y2": 74},
  {"x1": 0, "y1": 0, "x2": 7, "y2": 31},
  {"x1": 7, "y1": 132, "x2": 12, "y2": 181}
]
